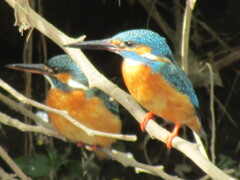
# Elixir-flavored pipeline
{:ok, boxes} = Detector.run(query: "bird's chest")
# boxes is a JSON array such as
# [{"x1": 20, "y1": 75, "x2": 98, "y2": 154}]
[
  {"x1": 46, "y1": 88, "x2": 89, "y2": 140},
  {"x1": 46, "y1": 88, "x2": 111, "y2": 127},
  {"x1": 46, "y1": 88, "x2": 86, "y2": 111},
  {"x1": 45, "y1": 88, "x2": 121, "y2": 146},
  {"x1": 122, "y1": 61, "x2": 166, "y2": 105},
  {"x1": 121, "y1": 61, "x2": 190, "y2": 117}
]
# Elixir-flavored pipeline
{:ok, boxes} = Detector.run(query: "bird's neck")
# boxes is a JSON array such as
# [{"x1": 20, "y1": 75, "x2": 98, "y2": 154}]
[
  {"x1": 51, "y1": 78, "x2": 72, "y2": 92},
  {"x1": 123, "y1": 57, "x2": 164, "y2": 74}
]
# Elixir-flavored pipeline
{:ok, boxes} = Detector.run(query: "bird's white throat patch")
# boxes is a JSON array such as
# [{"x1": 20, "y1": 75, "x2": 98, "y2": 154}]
[
  {"x1": 141, "y1": 52, "x2": 159, "y2": 60},
  {"x1": 67, "y1": 79, "x2": 89, "y2": 90},
  {"x1": 124, "y1": 58, "x2": 142, "y2": 65},
  {"x1": 44, "y1": 75, "x2": 89, "y2": 90}
]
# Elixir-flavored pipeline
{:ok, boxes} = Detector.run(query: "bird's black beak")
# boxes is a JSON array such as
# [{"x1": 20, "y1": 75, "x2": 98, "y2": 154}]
[
  {"x1": 6, "y1": 64, "x2": 53, "y2": 75},
  {"x1": 64, "y1": 39, "x2": 120, "y2": 51}
]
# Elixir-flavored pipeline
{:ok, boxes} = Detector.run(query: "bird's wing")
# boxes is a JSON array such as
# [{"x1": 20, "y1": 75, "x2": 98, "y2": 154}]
[
  {"x1": 158, "y1": 62, "x2": 199, "y2": 108},
  {"x1": 92, "y1": 88, "x2": 120, "y2": 116}
]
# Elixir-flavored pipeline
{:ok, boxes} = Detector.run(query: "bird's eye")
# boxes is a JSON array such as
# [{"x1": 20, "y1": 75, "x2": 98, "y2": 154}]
[
  {"x1": 124, "y1": 41, "x2": 135, "y2": 48},
  {"x1": 52, "y1": 67, "x2": 59, "y2": 74}
]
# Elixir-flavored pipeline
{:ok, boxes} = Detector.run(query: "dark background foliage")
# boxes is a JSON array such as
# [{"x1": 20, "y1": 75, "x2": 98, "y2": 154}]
[{"x1": 0, "y1": 0, "x2": 240, "y2": 179}]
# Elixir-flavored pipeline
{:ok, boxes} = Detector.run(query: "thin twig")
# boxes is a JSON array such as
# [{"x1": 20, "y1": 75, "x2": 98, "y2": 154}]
[
  {"x1": 137, "y1": 0, "x2": 175, "y2": 39},
  {"x1": 98, "y1": 147, "x2": 183, "y2": 180},
  {"x1": 214, "y1": 49, "x2": 240, "y2": 70},
  {"x1": 214, "y1": 95, "x2": 238, "y2": 127},
  {"x1": 145, "y1": 0, "x2": 157, "y2": 29},
  {"x1": 143, "y1": 135, "x2": 152, "y2": 165},
  {"x1": 181, "y1": 0, "x2": 197, "y2": 74},
  {"x1": 0, "y1": 92, "x2": 52, "y2": 129},
  {"x1": 192, "y1": 16, "x2": 230, "y2": 51},
  {"x1": 0, "y1": 145, "x2": 31, "y2": 180},
  {"x1": 0, "y1": 112, "x2": 64, "y2": 140},
  {"x1": 205, "y1": 63, "x2": 216, "y2": 164},
  {"x1": 181, "y1": 0, "x2": 209, "y2": 161},
  {"x1": 0, "y1": 168, "x2": 18, "y2": 180},
  {"x1": 222, "y1": 69, "x2": 240, "y2": 113},
  {"x1": 0, "y1": 79, "x2": 137, "y2": 142}
]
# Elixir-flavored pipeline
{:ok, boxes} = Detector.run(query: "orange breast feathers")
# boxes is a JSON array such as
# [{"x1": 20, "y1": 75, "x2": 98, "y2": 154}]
[
  {"x1": 122, "y1": 61, "x2": 201, "y2": 133},
  {"x1": 46, "y1": 88, "x2": 122, "y2": 148}
]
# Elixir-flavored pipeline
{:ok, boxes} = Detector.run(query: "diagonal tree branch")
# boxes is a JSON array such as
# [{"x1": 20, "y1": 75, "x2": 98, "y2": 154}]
[
  {"x1": 137, "y1": 0, "x2": 175, "y2": 39},
  {"x1": 0, "y1": 145, "x2": 31, "y2": 180},
  {"x1": 3, "y1": 0, "x2": 237, "y2": 179},
  {"x1": 98, "y1": 147, "x2": 183, "y2": 180}
]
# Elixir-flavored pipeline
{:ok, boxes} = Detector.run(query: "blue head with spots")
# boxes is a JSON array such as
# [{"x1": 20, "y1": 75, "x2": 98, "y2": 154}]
[
  {"x1": 45, "y1": 54, "x2": 89, "y2": 91},
  {"x1": 111, "y1": 29, "x2": 174, "y2": 61},
  {"x1": 6, "y1": 54, "x2": 89, "y2": 92},
  {"x1": 65, "y1": 29, "x2": 175, "y2": 71},
  {"x1": 47, "y1": 55, "x2": 87, "y2": 82}
]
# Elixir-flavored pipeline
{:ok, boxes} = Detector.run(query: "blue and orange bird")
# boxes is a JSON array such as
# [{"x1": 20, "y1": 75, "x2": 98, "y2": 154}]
[
  {"x1": 65, "y1": 29, "x2": 205, "y2": 148},
  {"x1": 7, "y1": 54, "x2": 122, "y2": 157}
]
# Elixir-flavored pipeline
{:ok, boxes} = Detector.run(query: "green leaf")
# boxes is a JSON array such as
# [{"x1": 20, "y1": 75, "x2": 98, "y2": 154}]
[
  {"x1": 15, "y1": 155, "x2": 51, "y2": 178},
  {"x1": 64, "y1": 160, "x2": 84, "y2": 179},
  {"x1": 47, "y1": 146, "x2": 69, "y2": 171},
  {"x1": 217, "y1": 154, "x2": 237, "y2": 169}
]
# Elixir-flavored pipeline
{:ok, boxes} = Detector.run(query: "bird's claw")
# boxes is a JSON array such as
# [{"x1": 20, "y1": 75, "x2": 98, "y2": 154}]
[{"x1": 140, "y1": 112, "x2": 155, "y2": 132}]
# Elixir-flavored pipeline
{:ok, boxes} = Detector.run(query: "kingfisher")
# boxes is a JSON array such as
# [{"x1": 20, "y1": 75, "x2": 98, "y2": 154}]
[
  {"x1": 64, "y1": 29, "x2": 205, "y2": 148},
  {"x1": 7, "y1": 54, "x2": 122, "y2": 157}
]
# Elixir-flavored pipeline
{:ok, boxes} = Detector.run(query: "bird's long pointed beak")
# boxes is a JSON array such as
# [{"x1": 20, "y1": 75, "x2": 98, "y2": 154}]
[
  {"x1": 64, "y1": 39, "x2": 119, "y2": 51},
  {"x1": 6, "y1": 64, "x2": 52, "y2": 75}
]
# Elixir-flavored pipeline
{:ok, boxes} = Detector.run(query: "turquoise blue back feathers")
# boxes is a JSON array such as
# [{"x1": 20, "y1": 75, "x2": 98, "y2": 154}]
[{"x1": 47, "y1": 55, "x2": 119, "y2": 115}]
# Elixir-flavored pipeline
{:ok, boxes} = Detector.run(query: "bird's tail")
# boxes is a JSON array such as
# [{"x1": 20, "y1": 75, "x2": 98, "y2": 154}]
[
  {"x1": 187, "y1": 116, "x2": 209, "y2": 159},
  {"x1": 192, "y1": 131, "x2": 209, "y2": 160}
]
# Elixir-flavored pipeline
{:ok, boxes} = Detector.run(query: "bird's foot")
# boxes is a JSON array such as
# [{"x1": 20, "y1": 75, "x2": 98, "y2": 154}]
[
  {"x1": 76, "y1": 142, "x2": 84, "y2": 148},
  {"x1": 166, "y1": 123, "x2": 181, "y2": 149},
  {"x1": 85, "y1": 144, "x2": 99, "y2": 153},
  {"x1": 76, "y1": 142, "x2": 99, "y2": 152},
  {"x1": 140, "y1": 112, "x2": 155, "y2": 132}
]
